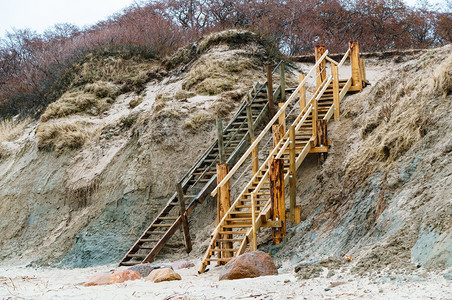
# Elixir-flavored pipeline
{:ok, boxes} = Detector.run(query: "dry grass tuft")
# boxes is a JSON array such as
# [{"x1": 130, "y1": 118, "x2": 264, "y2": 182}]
[
  {"x1": 432, "y1": 54, "x2": 452, "y2": 98},
  {"x1": 36, "y1": 120, "x2": 96, "y2": 153},
  {"x1": 184, "y1": 111, "x2": 214, "y2": 131},
  {"x1": 183, "y1": 54, "x2": 258, "y2": 95},
  {"x1": 0, "y1": 118, "x2": 30, "y2": 143},
  {"x1": 40, "y1": 90, "x2": 112, "y2": 121},
  {"x1": 84, "y1": 81, "x2": 120, "y2": 98},
  {"x1": 174, "y1": 90, "x2": 196, "y2": 100}
]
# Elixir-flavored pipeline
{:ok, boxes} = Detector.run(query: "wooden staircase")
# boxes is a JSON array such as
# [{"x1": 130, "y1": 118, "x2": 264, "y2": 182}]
[
  {"x1": 119, "y1": 63, "x2": 292, "y2": 266},
  {"x1": 199, "y1": 43, "x2": 365, "y2": 273}
]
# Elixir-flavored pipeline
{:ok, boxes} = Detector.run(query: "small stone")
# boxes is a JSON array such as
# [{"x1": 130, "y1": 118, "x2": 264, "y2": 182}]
[
  {"x1": 284, "y1": 279, "x2": 290, "y2": 283},
  {"x1": 145, "y1": 268, "x2": 181, "y2": 283},
  {"x1": 324, "y1": 288, "x2": 331, "y2": 291},
  {"x1": 84, "y1": 270, "x2": 141, "y2": 286},
  {"x1": 127, "y1": 263, "x2": 155, "y2": 277},
  {"x1": 171, "y1": 260, "x2": 195, "y2": 270}
]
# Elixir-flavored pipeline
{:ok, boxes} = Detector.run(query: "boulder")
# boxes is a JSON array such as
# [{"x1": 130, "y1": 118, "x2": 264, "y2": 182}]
[
  {"x1": 127, "y1": 264, "x2": 155, "y2": 277},
  {"x1": 84, "y1": 270, "x2": 141, "y2": 286},
  {"x1": 219, "y1": 251, "x2": 278, "y2": 281},
  {"x1": 145, "y1": 268, "x2": 181, "y2": 283},
  {"x1": 171, "y1": 260, "x2": 195, "y2": 270}
]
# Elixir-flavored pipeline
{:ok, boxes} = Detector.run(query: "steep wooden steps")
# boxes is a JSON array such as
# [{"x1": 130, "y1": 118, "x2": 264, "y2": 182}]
[{"x1": 119, "y1": 64, "x2": 294, "y2": 266}]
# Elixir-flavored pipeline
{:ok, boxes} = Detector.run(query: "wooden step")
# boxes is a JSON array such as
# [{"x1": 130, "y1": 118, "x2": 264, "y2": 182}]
[
  {"x1": 146, "y1": 231, "x2": 167, "y2": 234},
  {"x1": 222, "y1": 224, "x2": 252, "y2": 228},
  {"x1": 219, "y1": 230, "x2": 247, "y2": 234},
  {"x1": 210, "y1": 248, "x2": 239, "y2": 252},
  {"x1": 153, "y1": 224, "x2": 173, "y2": 227},
  {"x1": 139, "y1": 239, "x2": 159, "y2": 242},
  {"x1": 127, "y1": 254, "x2": 147, "y2": 258},
  {"x1": 216, "y1": 239, "x2": 243, "y2": 242},
  {"x1": 159, "y1": 217, "x2": 178, "y2": 220}
]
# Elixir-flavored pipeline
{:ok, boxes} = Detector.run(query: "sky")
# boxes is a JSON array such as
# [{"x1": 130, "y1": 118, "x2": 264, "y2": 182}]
[
  {"x1": 0, "y1": 0, "x2": 448, "y2": 39},
  {"x1": 0, "y1": 0, "x2": 137, "y2": 38}
]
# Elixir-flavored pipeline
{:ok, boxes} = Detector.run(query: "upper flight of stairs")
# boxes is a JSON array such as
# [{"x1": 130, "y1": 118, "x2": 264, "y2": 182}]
[
  {"x1": 119, "y1": 63, "x2": 293, "y2": 266},
  {"x1": 199, "y1": 44, "x2": 366, "y2": 273}
]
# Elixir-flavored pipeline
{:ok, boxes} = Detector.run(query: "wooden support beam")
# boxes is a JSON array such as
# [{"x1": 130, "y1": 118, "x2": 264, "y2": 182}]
[
  {"x1": 269, "y1": 158, "x2": 286, "y2": 245},
  {"x1": 349, "y1": 41, "x2": 363, "y2": 92},
  {"x1": 315, "y1": 46, "x2": 326, "y2": 89},
  {"x1": 278, "y1": 103, "x2": 285, "y2": 133},
  {"x1": 289, "y1": 126, "x2": 296, "y2": 224},
  {"x1": 216, "y1": 118, "x2": 224, "y2": 164},
  {"x1": 251, "y1": 138, "x2": 259, "y2": 176},
  {"x1": 332, "y1": 64, "x2": 340, "y2": 120},
  {"x1": 316, "y1": 120, "x2": 328, "y2": 162},
  {"x1": 309, "y1": 146, "x2": 329, "y2": 153},
  {"x1": 360, "y1": 59, "x2": 367, "y2": 86},
  {"x1": 272, "y1": 124, "x2": 284, "y2": 148},
  {"x1": 299, "y1": 74, "x2": 306, "y2": 112},
  {"x1": 280, "y1": 63, "x2": 286, "y2": 102},
  {"x1": 216, "y1": 164, "x2": 231, "y2": 224},
  {"x1": 250, "y1": 192, "x2": 257, "y2": 251},
  {"x1": 216, "y1": 163, "x2": 232, "y2": 261},
  {"x1": 295, "y1": 205, "x2": 301, "y2": 224},
  {"x1": 176, "y1": 183, "x2": 192, "y2": 253},
  {"x1": 266, "y1": 65, "x2": 274, "y2": 119},
  {"x1": 246, "y1": 104, "x2": 255, "y2": 140}
]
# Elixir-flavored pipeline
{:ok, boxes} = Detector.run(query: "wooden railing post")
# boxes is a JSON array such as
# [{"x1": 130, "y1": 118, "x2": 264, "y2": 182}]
[
  {"x1": 289, "y1": 126, "x2": 296, "y2": 224},
  {"x1": 269, "y1": 158, "x2": 285, "y2": 245},
  {"x1": 360, "y1": 59, "x2": 367, "y2": 86},
  {"x1": 216, "y1": 163, "x2": 232, "y2": 260},
  {"x1": 280, "y1": 62, "x2": 286, "y2": 102},
  {"x1": 216, "y1": 118, "x2": 224, "y2": 164},
  {"x1": 251, "y1": 139, "x2": 259, "y2": 175},
  {"x1": 312, "y1": 99, "x2": 318, "y2": 141},
  {"x1": 246, "y1": 104, "x2": 255, "y2": 140},
  {"x1": 350, "y1": 41, "x2": 363, "y2": 91},
  {"x1": 332, "y1": 63, "x2": 340, "y2": 120},
  {"x1": 317, "y1": 120, "x2": 328, "y2": 163},
  {"x1": 278, "y1": 103, "x2": 285, "y2": 133},
  {"x1": 176, "y1": 183, "x2": 192, "y2": 253},
  {"x1": 315, "y1": 45, "x2": 326, "y2": 89},
  {"x1": 266, "y1": 65, "x2": 274, "y2": 119},
  {"x1": 299, "y1": 74, "x2": 306, "y2": 112},
  {"x1": 272, "y1": 125, "x2": 284, "y2": 148},
  {"x1": 250, "y1": 191, "x2": 257, "y2": 251}
]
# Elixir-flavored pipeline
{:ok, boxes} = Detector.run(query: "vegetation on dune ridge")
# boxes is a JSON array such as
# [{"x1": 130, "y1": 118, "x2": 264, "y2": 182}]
[{"x1": 0, "y1": 0, "x2": 450, "y2": 118}]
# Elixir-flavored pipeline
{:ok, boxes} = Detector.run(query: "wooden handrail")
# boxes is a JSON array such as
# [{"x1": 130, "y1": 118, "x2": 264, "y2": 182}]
[
  {"x1": 211, "y1": 50, "x2": 329, "y2": 197},
  {"x1": 326, "y1": 56, "x2": 339, "y2": 65},
  {"x1": 338, "y1": 48, "x2": 351, "y2": 68}
]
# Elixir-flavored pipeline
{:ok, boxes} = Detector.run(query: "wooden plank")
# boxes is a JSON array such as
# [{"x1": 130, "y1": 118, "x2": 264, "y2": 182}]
[
  {"x1": 339, "y1": 77, "x2": 352, "y2": 100},
  {"x1": 360, "y1": 59, "x2": 367, "y2": 85},
  {"x1": 295, "y1": 205, "x2": 301, "y2": 224},
  {"x1": 246, "y1": 104, "x2": 254, "y2": 140},
  {"x1": 177, "y1": 183, "x2": 192, "y2": 253},
  {"x1": 349, "y1": 41, "x2": 362, "y2": 92},
  {"x1": 332, "y1": 63, "x2": 340, "y2": 120},
  {"x1": 250, "y1": 192, "x2": 257, "y2": 251},
  {"x1": 312, "y1": 99, "x2": 318, "y2": 139},
  {"x1": 217, "y1": 163, "x2": 232, "y2": 263},
  {"x1": 299, "y1": 74, "x2": 306, "y2": 112},
  {"x1": 289, "y1": 126, "x2": 296, "y2": 224},
  {"x1": 216, "y1": 118, "x2": 225, "y2": 164},
  {"x1": 269, "y1": 158, "x2": 285, "y2": 245},
  {"x1": 338, "y1": 48, "x2": 350, "y2": 68},
  {"x1": 273, "y1": 124, "x2": 284, "y2": 148},
  {"x1": 266, "y1": 65, "x2": 274, "y2": 119},
  {"x1": 280, "y1": 62, "x2": 286, "y2": 102},
  {"x1": 315, "y1": 45, "x2": 326, "y2": 89},
  {"x1": 309, "y1": 146, "x2": 328, "y2": 153},
  {"x1": 278, "y1": 103, "x2": 285, "y2": 133},
  {"x1": 251, "y1": 138, "x2": 259, "y2": 176}
]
